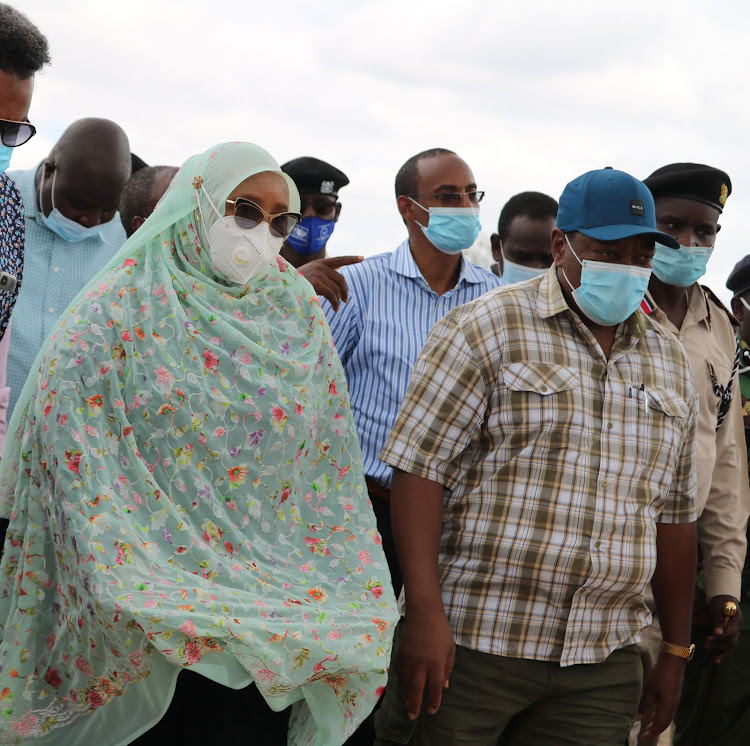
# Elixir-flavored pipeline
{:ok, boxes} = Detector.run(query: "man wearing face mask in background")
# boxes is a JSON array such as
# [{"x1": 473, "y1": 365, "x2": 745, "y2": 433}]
[
  {"x1": 665, "y1": 256, "x2": 750, "y2": 746},
  {"x1": 490, "y1": 191, "x2": 557, "y2": 282},
  {"x1": 6, "y1": 117, "x2": 131, "y2": 418},
  {"x1": 319, "y1": 147, "x2": 502, "y2": 599},
  {"x1": 0, "y1": 4, "x2": 49, "y2": 546},
  {"x1": 0, "y1": 4, "x2": 49, "y2": 345},
  {"x1": 627, "y1": 164, "x2": 750, "y2": 746},
  {"x1": 375, "y1": 167, "x2": 698, "y2": 746}
]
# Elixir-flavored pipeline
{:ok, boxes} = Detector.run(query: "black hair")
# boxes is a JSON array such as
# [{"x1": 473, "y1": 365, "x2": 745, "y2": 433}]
[
  {"x1": 0, "y1": 4, "x2": 50, "y2": 79},
  {"x1": 497, "y1": 191, "x2": 558, "y2": 240},
  {"x1": 394, "y1": 148, "x2": 456, "y2": 198},
  {"x1": 119, "y1": 166, "x2": 176, "y2": 236}
]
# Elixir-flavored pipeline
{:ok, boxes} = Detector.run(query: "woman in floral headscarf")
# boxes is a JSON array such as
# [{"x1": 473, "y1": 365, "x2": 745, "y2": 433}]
[{"x1": 0, "y1": 142, "x2": 397, "y2": 746}]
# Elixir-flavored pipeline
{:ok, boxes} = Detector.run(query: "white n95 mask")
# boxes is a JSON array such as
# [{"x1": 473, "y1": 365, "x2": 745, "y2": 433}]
[{"x1": 207, "y1": 217, "x2": 282, "y2": 285}]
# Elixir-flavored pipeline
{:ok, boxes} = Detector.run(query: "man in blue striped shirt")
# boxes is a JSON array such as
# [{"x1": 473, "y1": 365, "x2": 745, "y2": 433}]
[
  {"x1": 320, "y1": 147, "x2": 503, "y2": 595},
  {"x1": 6, "y1": 118, "x2": 130, "y2": 417}
]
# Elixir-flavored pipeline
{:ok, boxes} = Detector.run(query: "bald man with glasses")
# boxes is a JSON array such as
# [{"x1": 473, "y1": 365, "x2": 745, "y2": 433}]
[{"x1": 318, "y1": 147, "x2": 502, "y2": 598}]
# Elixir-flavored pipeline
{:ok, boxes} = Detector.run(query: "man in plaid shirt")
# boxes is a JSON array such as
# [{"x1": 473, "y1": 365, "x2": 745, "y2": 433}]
[{"x1": 375, "y1": 168, "x2": 699, "y2": 746}]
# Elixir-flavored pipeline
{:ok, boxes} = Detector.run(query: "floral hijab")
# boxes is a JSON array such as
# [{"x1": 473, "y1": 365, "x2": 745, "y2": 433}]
[{"x1": 0, "y1": 143, "x2": 397, "y2": 745}]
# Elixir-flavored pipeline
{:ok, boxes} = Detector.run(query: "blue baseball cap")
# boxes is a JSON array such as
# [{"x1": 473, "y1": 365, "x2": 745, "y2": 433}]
[{"x1": 557, "y1": 167, "x2": 680, "y2": 249}]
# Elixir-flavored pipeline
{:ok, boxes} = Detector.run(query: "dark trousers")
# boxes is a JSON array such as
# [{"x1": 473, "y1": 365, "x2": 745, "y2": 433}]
[
  {"x1": 370, "y1": 493, "x2": 402, "y2": 597},
  {"x1": 130, "y1": 669, "x2": 289, "y2": 745},
  {"x1": 674, "y1": 619, "x2": 750, "y2": 746}
]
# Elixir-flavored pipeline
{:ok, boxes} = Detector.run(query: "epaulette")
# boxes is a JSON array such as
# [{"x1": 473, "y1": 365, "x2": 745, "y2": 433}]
[{"x1": 701, "y1": 284, "x2": 739, "y2": 328}]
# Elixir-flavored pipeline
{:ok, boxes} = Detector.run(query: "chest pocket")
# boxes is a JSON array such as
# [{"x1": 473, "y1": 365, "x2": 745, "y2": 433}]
[
  {"x1": 647, "y1": 388, "x2": 690, "y2": 419},
  {"x1": 636, "y1": 387, "x2": 689, "y2": 480},
  {"x1": 500, "y1": 362, "x2": 582, "y2": 448}
]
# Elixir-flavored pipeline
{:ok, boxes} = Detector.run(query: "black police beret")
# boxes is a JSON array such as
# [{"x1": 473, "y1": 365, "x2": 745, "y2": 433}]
[
  {"x1": 643, "y1": 163, "x2": 731, "y2": 213},
  {"x1": 281, "y1": 157, "x2": 349, "y2": 198},
  {"x1": 727, "y1": 255, "x2": 750, "y2": 296}
]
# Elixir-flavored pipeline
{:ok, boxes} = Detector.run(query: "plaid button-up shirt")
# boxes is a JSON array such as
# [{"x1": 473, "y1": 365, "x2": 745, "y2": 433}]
[{"x1": 381, "y1": 267, "x2": 698, "y2": 666}]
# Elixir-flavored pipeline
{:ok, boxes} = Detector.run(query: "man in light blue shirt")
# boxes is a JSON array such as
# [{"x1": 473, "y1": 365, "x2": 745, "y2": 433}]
[
  {"x1": 7, "y1": 117, "x2": 131, "y2": 416},
  {"x1": 320, "y1": 147, "x2": 503, "y2": 595}
]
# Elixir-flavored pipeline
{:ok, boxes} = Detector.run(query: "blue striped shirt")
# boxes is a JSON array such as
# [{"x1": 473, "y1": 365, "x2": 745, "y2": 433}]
[
  {"x1": 320, "y1": 239, "x2": 503, "y2": 487},
  {"x1": 6, "y1": 165, "x2": 127, "y2": 417}
]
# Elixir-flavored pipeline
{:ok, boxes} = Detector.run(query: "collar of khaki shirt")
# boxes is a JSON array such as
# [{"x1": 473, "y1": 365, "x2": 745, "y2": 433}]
[{"x1": 645, "y1": 284, "x2": 710, "y2": 335}]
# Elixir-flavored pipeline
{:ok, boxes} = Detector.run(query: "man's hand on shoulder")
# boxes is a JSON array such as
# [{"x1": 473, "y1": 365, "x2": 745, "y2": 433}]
[
  {"x1": 396, "y1": 606, "x2": 455, "y2": 720},
  {"x1": 298, "y1": 256, "x2": 363, "y2": 311}
]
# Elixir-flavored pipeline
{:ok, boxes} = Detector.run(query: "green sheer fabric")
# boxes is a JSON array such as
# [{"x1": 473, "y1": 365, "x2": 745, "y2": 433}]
[{"x1": 0, "y1": 142, "x2": 397, "y2": 745}]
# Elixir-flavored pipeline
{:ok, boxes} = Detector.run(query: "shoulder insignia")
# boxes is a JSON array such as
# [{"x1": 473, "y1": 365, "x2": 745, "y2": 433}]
[{"x1": 701, "y1": 284, "x2": 738, "y2": 328}]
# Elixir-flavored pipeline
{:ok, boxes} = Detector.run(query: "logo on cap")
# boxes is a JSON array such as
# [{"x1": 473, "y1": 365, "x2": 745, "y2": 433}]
[
  {"x1": 630, "y1": 200, "x2": 645, "y2": 216},
  {"x1": 720, "y1": 183, "x2": 729, "y2": 206},
  {"x1": 321, "y1": 180, "x2": 334, "y2": 195}
]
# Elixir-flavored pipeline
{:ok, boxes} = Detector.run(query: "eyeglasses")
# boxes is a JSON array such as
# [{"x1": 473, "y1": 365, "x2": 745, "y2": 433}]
[
  {"x1": 225, "y1": 198, "x2": 301, "y2": 238},
  {"x1": 0, "y1": 119, "x2": 36, "y2": 148},
  {"x1": 300, "y1": 196, "x2": 338, "y2": 219},
  {"x1": 408, "y1": 191, "x2": 485, "y2": 207}
]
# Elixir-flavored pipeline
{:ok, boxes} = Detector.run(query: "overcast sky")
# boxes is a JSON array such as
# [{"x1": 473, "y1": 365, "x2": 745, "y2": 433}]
[{"x1": 11, "y1": 0, "x2": 750, "y2": 302}]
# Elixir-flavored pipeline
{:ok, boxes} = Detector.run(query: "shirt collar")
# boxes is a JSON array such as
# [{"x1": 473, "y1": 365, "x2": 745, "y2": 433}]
[
  {"x1": 538, "y1": 265, "x2": 570, "y2": 319},
  {"x1": 390, "y1": 239, "x2": 487, "y2": 286},
  {"x1": 12, "y1": 162, "x2": 43, "y2": 220},
  {"x1": 644, "y1": 283, "x2": 710, "y2": 327}
]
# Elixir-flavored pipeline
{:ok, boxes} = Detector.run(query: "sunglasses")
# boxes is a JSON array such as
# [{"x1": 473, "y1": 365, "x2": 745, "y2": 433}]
[
  {"x1": 0, "y1": 119, "x2": 36, "y2": 148},
  {"x1": 225, "y1": 197, "x2": 301, "y2": 238}
]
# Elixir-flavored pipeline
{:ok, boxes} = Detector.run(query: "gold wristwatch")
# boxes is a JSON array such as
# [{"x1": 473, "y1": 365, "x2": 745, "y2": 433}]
[{"x1": 660, "y1": 641, "x2": 695, "y2": 661}]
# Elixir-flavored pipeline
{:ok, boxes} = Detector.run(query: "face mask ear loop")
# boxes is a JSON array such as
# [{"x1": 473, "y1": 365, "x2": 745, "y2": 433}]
[
  {"x1": 408, "y1": 196, "x2": 429, "y2": 229},
  {"x1": 561, "y1": 234, "x2": 582, "y2": 293},
  {"x1": 192, "y1": 177, "x2": 223, "y2": 252}
]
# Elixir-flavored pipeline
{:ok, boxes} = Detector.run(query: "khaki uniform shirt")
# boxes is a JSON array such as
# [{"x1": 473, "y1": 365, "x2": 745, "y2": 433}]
[
  {"x1": 382, "y1": 268, "x2": 698, "y2": 666},
  {"x1": 646, "y1": 285, "x2": 750, "y2": 600}
]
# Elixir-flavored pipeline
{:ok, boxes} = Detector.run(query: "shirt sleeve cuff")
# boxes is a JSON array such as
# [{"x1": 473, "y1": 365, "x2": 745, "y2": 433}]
[{"x1": 704, "y1": 567, "x2": 742, "y2": 602}]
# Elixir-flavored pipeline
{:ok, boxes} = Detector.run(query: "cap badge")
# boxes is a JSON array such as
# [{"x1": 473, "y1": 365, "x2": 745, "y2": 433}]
[
  {"x1": 719, "y1": 183, "x2": 729, "y2": 206},
  {"x1": 630, "y1": 199, "x2": 645, "y2": 216},
  {"x1": 320, "y1": 180, "x2": 334, "y2": 195}
]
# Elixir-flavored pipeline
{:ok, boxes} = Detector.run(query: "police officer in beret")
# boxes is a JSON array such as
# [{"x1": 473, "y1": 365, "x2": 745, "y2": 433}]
[
  {"x1": 671, "y1": 260, "x2": 750, "y2": 745},
  {"x1": 629, "y1": 164, "x2": 750, "y2": 746},
  {"x1": 279, "y1": 156, "x2": 363, "y2": 311}
]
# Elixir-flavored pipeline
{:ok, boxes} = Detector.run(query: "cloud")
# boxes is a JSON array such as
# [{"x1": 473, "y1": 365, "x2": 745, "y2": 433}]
[{"x1": 10, "y1": 0, "x2": 750, "y2": 300}]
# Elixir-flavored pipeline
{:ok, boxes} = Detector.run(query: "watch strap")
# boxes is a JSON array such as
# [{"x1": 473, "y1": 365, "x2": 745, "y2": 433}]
[{"x1": 660, "y1": 641, "x2": 695, "y2": 661}]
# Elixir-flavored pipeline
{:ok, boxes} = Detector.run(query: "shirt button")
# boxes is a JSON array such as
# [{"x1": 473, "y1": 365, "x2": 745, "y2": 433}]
[
  {"x1": 48, "y1": 307, "x2": 55, "y2": 314},
  {"x1": 607, "y1": 422, "x2": 613, "y2": 430},
  {"x1": 53, "y1": 266, "x2": 60, "y2": 272},
  {"x1": 602, "y1": 478, "x2": 608, "y2": 487},
  {"x1": 540, "y1": 385, "x2": 548, "y2": 392},
  {"x1": 595, "y1": 540, "x2": 602, "y2": 548}
]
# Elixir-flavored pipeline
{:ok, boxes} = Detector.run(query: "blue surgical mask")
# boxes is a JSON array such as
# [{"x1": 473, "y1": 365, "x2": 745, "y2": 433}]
[
  {"x1": 651, "y1": 241, "x2": 714, "y2": 287},
  {"x1": 0, "y1": 144, "x2": 13, "y2": 174},
  {"x1": 501, "y1": 251, "x2": 548, "y2": 284},
  {"x1": 562, "y1": 235, "x2": 651, "y2": 326},
  {"x1": 411, "y1": 199, "x2": 481, "y2": 254},
  {"x1": 38, "y1": 169, "x2": 109, "y2": 243},
  {"x1": 285, "y1": 216, "x2": 335, "y2": 256}
]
